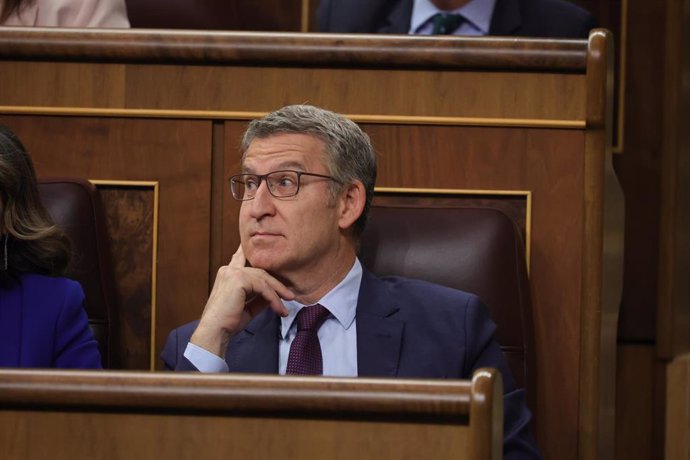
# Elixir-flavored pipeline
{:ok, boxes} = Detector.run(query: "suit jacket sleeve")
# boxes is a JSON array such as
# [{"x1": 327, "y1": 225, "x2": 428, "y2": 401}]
[
  {"x1": 52, "y1": 280, "x2": 103, "y2": 369},
  {"x1": 161, "y1": 321, "x2": 202, "y2": 371},
  {"x1": 464, "y1": 296, "x2": 541, "y2": 460}
]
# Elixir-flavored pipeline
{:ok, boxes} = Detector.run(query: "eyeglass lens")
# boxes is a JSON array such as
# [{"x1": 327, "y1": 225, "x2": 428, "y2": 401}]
[{"x1": 232, "y1": 171, "x2": 300, "y2": 200}]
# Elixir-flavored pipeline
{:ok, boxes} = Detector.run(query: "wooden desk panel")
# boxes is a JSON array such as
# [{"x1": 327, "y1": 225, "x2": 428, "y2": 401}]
[
  {"x1": 0, "y1": 369, "x2": 502, "y2": 460},
  {"x1": 0, "y1": 61, "x2": 585, "y2": 122},
  {"x1": 0, "y1": 115, "x2": 213, "y2": 370},
  {"x1": 0, "y1": 28, "x2": 620, "y2": 460},
  {"x1": 3, "y1": 412, "x2": 470, "y2": 459},
  {"x1": 666, "y1": 355, "x2": 690, "y2": 460}
]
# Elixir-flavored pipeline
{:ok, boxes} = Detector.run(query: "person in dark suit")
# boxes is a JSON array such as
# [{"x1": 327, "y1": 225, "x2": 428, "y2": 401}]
[
  {"x1": 0, "y1": 124, "x2": 101, "y2": 368},
  {"x1": 317, "y1": 0, "x2": 596, "y2": 38},
  {"x1": 162, "y1": 104, "x2": 541, "y2": 458}
]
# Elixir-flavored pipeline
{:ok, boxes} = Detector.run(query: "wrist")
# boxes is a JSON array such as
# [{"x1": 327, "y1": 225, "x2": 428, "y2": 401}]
[{"x1": 190, "y1": 321, "x2": 233, "y2": 358}]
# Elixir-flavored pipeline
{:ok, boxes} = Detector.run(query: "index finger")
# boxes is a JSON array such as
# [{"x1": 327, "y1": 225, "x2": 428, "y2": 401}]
[{"x1": 228, "y1": 244, "x2": 247, "y2": 268}]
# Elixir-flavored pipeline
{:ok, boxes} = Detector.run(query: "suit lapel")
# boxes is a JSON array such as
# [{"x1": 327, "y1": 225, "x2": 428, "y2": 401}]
[
  {"x1": 356, "y1": 269, "x2": 404, "y2": 377},
  {"x1": 378, "y1": 0, "x2": 414, "y2": 33},
  {"x1": 489, "y1": 0, "x2": 522, "y2": 35},
  {"x1": 225, "y1": 309, "x2": 280, "y2": 373},
  {"x1": 0, "y1": 280, "x2": 23, "y2": 367},
  {"x1": 223, "y1": 269, "x2": 405, "y2": 377}
]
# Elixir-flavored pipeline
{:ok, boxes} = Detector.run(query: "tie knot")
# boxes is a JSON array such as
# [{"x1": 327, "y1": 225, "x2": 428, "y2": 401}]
[
  {"x1": 296, "y1": 304, "x2": 330, "y2": 332},
  {"x1": 431, "y1": 12, "x2": 464, "y2": 35}
]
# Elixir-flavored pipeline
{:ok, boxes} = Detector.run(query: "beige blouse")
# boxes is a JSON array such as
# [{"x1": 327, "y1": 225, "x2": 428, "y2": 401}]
[{"x1": 1, "y1": 0, "x2": 130, "y2": 27}]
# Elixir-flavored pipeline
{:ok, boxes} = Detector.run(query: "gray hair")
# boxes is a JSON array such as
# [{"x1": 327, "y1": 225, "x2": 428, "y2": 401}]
[{"x1": 241, "y1": 104, "x2": 377, "y2": 237}]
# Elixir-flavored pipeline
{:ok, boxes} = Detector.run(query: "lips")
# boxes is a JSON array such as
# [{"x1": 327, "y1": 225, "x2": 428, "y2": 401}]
[{"x1": 249, "y1": 231, "x2": 283, "y2": 239}]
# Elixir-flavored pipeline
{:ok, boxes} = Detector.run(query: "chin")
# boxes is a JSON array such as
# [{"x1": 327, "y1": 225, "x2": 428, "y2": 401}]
[{"x1": 245, "y1": 248, "x2": 282, "y2": 272}]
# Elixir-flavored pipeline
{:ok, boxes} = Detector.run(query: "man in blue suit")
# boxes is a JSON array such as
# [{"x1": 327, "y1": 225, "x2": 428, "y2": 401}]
[
  {"x1": 162, "y1": 104, "x2": 541, "y2": 459},
  {"x1": 317, "y1": 0, "x2": 596, "y2": 38}
]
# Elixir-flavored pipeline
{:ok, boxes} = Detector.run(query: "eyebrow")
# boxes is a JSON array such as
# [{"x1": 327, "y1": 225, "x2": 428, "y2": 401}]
[{"x1": 242, "y1": 161, "x2": 307, "y2": 174}]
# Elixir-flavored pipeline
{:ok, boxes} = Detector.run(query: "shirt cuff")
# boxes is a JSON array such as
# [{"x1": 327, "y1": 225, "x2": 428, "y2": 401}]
[{"x1": 183, "y1": 342, "x2": 229, "y2": 373}]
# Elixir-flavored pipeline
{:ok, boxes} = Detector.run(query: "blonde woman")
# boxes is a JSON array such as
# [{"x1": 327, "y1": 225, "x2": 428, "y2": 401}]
[{"x1": 0, "y1": 125, "x2": 101, "y2": 368}]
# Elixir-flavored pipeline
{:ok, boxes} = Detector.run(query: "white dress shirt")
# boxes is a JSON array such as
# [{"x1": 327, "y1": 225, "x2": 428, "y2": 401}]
[
  {"x1": 184, "y1": 258, "x2": 362, "y2": 376},
  {"x1": 410, "y1": 0, "x2": 496, "y2": 35}
]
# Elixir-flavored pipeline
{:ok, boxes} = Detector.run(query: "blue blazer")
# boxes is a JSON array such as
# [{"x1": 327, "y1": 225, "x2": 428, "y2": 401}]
[
  {"x1": 0, "y1": 273, "x2": 102, "y2": 369},
  {"x1": 317, "y1": 0, "x2": 596, "y2": 38},
  {"x1": 162, "y1": 268, "x2": 541, "y2": 459}
]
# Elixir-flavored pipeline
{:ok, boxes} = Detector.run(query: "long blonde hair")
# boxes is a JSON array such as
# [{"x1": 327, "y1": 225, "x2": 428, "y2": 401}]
[{"x1": 0, "y1": 124, "x2": 70, "y2": 285}]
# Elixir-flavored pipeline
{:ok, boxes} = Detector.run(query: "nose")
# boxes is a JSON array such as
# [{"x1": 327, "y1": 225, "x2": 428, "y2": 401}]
[{"x1": 247, "y1": 178, "x2": 276, "y2": 218}]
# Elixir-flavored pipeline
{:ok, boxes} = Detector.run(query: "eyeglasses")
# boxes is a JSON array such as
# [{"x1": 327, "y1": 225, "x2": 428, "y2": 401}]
[{"x1": 229, "y1": 169, "x2": 341, "y2": 201}]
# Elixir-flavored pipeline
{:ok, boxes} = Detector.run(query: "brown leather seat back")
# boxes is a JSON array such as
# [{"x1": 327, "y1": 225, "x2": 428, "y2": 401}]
[
  {"x1": 38, "y1": 178, "x2": 118, "y2": 368},
  {"x1": 359, "y1": 205, "x2": 534, "y2": 397}
]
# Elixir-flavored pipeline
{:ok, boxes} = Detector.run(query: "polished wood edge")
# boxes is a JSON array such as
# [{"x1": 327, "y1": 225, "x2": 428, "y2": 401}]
[
  {"x1": 579, "y1": 28, "x2": 619, "y2": 460},
  {"x1": 470, "y1": 368, "x2": 503, "y2": 460},
  {"x1": 0, "y1": 27, "x2": 588, "y2": 70},
  {"x1": 596, "y1": 25, "x2": 623, "y2": 460},
  {"x1": 0, "y1": 106, "x2": 586, "y2": 129},
  {"x1": 579, "y1": 28, "x2": 607, "y2": 460},
  {"x1": 89, "y1": 179, "x2": 161, "y2": 371},
  {"x1": 0, "y1": 369, "x2": 474, "y2": 419}
]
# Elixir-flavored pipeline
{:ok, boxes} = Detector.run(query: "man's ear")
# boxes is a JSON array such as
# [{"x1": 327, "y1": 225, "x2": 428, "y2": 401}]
[{"x1": 338, "y1": 180, "x2": 366, "y2": 231}]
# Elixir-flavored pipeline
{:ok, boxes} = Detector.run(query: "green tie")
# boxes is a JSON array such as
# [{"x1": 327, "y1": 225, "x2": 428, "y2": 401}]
[{"x1": 431, "y1": 13, "x2": 464, "y2": 35}]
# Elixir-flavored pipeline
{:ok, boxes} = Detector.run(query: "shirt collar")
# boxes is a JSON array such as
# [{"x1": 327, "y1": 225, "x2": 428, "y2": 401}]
[
  {"x1": 410, "y1": 0, "x2": 496, "y2": 35},
  {"x1": 280, "y1": 258, "x2": 362, "y2": 339}
]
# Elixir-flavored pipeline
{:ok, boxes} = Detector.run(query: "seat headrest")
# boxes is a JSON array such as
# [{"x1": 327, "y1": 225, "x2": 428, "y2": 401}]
[
  {"x1": 38, "y1": 178, "x2": 117, "y2": 368},
  {"x1": 359, "y1": 205, "x2": 533, "y2": 393}
]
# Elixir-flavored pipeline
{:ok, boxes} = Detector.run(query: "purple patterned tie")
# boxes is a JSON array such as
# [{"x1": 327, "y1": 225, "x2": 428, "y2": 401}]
[{"x1": 286, "y1": 304, "x2": 330, "y2": 375}]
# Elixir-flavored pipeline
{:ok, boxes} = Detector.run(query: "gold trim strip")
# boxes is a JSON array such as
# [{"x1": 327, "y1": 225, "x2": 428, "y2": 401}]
[
  {"x1": 376, "y1": 186, "x2": 531, "y2": 195},
  {"x1": 0, "y1": 106, "x2": 586, "y2": 129},
  {"x1": 351, "y1": 115, "x2": 584, "y2": 128},
  {"x1": 90, "y1": 179, "x2": 160, "y2": 371},
  {"x1": 525, "y1": 191, "x2": 532, "y2": 273},
  {"x1": 301, "y1": 0, "x2": 310, "y2": 32},
  {"x1": 90, "y1": 179, "x2": 159, "y2": 187},
  {"x1": 151, "y1": 181, "x2": 159, "y2": 371},
  {"x1": 375, "y1": 186, "x2": 532, "y2": 273}
]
